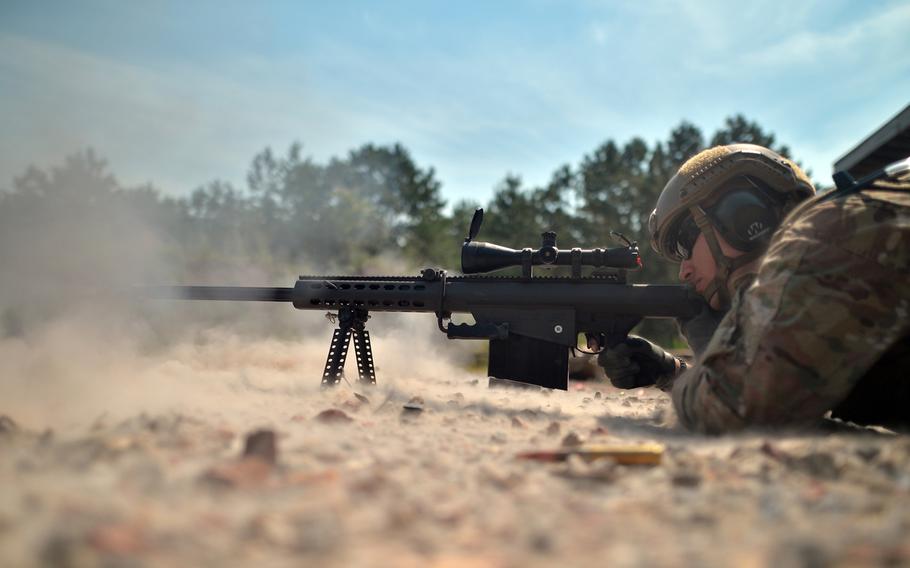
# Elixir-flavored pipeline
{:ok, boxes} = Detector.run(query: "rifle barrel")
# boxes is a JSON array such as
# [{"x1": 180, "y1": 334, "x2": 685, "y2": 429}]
[{"x1": 145, "y1": 286, "x2": 295, "y2": 302}]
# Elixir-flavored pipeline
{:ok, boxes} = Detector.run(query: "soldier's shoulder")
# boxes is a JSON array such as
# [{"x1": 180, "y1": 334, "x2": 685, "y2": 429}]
[
  {"x1": 787, "y1": 176, "x2": 910, "y2": 221},
  {"x1": 864, "y1": 177, "x2": 910, "y2": 207}
]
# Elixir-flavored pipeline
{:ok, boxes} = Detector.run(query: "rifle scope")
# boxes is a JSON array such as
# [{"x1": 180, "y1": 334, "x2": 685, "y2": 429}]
[{"x1": 460, "y1": 208, "x2": 641, "y2": 276}]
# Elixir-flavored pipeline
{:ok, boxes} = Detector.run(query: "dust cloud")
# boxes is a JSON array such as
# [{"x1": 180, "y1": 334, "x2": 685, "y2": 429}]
[{"x1": 0, "y1": 153, "x2": 474, "y2": 434}]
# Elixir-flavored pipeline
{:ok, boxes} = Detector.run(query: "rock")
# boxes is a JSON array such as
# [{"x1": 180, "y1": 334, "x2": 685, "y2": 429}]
[
  {"x1": 772, "y1": 539, "x2": 830, "y2": 568},
  {"x1": 202, "y1": 458, "x2": 273, "y2": 488},
  {"x1": 855, "y1": 445, "x2": 881, "y2": 462},
  {"x1": 403, "y1": 396, "x2": 425, "y2": 413},
  {"x1": 561, "y1": 432, "x2": 583, "y2": 447},
  {"x1": 401, "y1": 397, "x2": 425, "y2": 420},
  {"x1": 510, "y1": 417, "x2": 526, "y2": 429},
  {"x1": 671, "y1": 471, "x2": 703, "y2": 488},
  {"x1": 759, "y1": 441, "x2": 790, "y2": 461},
  {"x1": 315, "y1": 409, "x2": 354, "y2": 424},
  {"x1": 243, "y1": 429, "x2": 277, "y2": 464},
  {"x1": 41, "y1": 533, "x2": 93, "y2": 567},
  {"x1": 201, "y1": 429, "x2": 279, "y2": 488},
  {"x1": 790, "y1": 452, "x2": 840, "y2": 480},
  {"x1": 341, "y1": 397, "x2": 366, "y2": 412},
  {"x1": 545, "y1": 422, "x2": 561, "y2": 436},
  {"x1": 0, "y1": 415, "x2": 19, "y2": 435},
  {"x1": 86, "y1": 521, "x2": 147, "y2": 555}
]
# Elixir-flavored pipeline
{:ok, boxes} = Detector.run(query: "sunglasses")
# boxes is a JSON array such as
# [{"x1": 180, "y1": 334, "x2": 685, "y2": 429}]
[{"x1": 675, "y1": 215, "x2": 700, "y2": 261}]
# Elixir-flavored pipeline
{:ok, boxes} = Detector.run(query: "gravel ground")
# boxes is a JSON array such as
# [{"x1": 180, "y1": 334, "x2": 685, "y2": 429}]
[{"x1": 2, "y1": 328, "x2": 909, "y2": 568}]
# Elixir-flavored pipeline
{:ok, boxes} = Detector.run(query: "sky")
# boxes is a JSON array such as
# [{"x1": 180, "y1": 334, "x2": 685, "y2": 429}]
[{"x1": 1, "y1": 0, "x2": 908, "y2": 205}]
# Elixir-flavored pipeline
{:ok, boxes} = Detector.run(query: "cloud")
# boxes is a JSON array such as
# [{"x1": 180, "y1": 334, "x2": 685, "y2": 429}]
[
  {"x1": 741, "y1": 2, "x2": 910, "y2": 68},
  {"x1": 0, "y1": 31, "x2": 590, "y2": 202},
  {"x1": 0, "y1": 33, "x2": 376, "y2": 194}
]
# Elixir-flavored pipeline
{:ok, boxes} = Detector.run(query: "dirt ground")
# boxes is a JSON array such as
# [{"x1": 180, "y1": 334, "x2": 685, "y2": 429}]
[{"x1": 1, "y1": 327, "x2": 909, "y2": 568}]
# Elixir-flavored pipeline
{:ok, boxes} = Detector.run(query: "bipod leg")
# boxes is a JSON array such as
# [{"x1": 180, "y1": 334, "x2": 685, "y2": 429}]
[
  {"x1": 352, "y1": 327, "x2": 376, "y2": 385},
  {"x1": 321, "y1": 315, "x2": 354, "y2": 387}
]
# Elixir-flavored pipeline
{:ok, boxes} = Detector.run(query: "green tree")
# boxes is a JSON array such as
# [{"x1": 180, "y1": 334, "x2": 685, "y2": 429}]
[{"x1": 710, "y1": 114, "x2": 791, "y2": 157}]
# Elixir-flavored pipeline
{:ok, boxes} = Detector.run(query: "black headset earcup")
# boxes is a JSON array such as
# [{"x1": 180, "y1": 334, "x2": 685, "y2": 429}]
[{"x1": 710, "y1": 190, "x2": 779, "y2": 251}]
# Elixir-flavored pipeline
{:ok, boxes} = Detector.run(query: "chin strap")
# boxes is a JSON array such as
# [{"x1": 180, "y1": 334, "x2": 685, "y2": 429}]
[{"x1": 689, "y1": 205, "x2": 762, "y2": 310}]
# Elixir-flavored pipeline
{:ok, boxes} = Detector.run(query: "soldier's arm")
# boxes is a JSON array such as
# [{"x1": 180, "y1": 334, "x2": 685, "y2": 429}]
[{"x1": 672, "y1": 194, "x2": 910, "y2": 434}]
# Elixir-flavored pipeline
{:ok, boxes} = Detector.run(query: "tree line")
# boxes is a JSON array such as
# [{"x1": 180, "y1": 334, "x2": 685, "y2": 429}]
[{"x1": 0, "y1": 115, "x2": 798, "y2": 342}]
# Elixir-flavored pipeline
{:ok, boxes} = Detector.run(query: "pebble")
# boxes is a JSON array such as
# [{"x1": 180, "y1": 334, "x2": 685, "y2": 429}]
[
  {"x1": 560, "y1": 432, "x2": 583, "y2": 447},
  {"x1": 0, "y1": 415, "x2": 19, "y2": 435},
  {"x1": 243, "y1": 430, "x2": 277, "y2": 464},
  {"x1": 86, "y1": 522, "x2": 147, "y2": 555},
  {"x1": 315, "y1": 409, "x2": 354, "y2": 424},
  {"x1": 402, "y1": 396, "x2": 425, "y2": 413}
]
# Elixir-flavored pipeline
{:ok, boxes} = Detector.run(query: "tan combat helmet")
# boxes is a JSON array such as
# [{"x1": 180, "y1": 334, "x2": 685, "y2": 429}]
[{"x1": 648, "y1": 144, "x2": 815, "y2": 307}]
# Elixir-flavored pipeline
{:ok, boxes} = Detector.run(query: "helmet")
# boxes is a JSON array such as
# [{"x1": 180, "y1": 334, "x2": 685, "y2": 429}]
[
  {"x1": 649, "y1": 144, "x2": 815, "y2": 262},
  {"x1": 648, "y1": 144, "x2": 815, "y2": 307}
]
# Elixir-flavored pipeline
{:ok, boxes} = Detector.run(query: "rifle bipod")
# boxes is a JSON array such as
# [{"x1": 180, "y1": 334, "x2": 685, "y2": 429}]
[{"x1": 321, "y1": 307, "x2": 376, "y2": 387}]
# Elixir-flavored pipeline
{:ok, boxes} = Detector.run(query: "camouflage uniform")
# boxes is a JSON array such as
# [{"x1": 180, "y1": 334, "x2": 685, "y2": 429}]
[{"x1": 672, "y1": 178, "x2": 910, "y2": 433}]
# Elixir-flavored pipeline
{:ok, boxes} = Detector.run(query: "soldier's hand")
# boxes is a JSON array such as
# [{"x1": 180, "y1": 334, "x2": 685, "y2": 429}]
[
  {"x1": 597, "y1": 336, "x2": 679, "y2": 389},
  {"x1": 677, "y1": 299, "x2": 725, "y2": 357}
]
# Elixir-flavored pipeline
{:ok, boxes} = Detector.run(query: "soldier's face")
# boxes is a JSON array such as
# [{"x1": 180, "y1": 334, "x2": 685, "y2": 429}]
[{"x1": 678, "y1": 232, "x2": 744, "y2": 309}]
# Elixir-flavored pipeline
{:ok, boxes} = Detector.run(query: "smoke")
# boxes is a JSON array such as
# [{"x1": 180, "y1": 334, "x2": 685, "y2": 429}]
[{"x1": 0, "y1": 152, "x2": 476, "y2": 433}]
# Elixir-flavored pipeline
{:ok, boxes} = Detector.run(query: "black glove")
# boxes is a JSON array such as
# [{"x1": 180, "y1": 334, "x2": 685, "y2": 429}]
[
  {"x1": 597, "y1": 336, "x2": 679, "y2": 389},
  {"x1": 677, "y1": 300, "x2": 725, "y2": 357}
]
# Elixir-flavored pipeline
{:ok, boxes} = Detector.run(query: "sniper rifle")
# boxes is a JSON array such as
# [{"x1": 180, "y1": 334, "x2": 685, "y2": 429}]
[{"x1": 147, "y1": 209, "x2": 700, "y2": 390}]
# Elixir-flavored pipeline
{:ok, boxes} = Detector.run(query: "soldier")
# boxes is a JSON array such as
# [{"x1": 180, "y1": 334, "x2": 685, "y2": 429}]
[{"x1": 599, "y1": 144, "x2": 910, "y2": 432}]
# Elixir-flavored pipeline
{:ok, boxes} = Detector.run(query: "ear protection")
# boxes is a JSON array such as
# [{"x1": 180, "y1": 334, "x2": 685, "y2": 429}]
[{"x1": 706, "y1": 178, "x2": 781, "y2": 252}]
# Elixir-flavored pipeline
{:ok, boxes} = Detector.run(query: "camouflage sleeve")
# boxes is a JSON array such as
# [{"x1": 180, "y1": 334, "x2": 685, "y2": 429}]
[{"x1": 672, "y1": 189, "x2": 910, "y2": 434}]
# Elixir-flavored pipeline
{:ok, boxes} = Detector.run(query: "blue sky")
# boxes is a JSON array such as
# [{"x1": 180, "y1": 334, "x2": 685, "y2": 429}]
[{"x1": 1, "y1": 0, "x2": 908, "y2": 205}]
